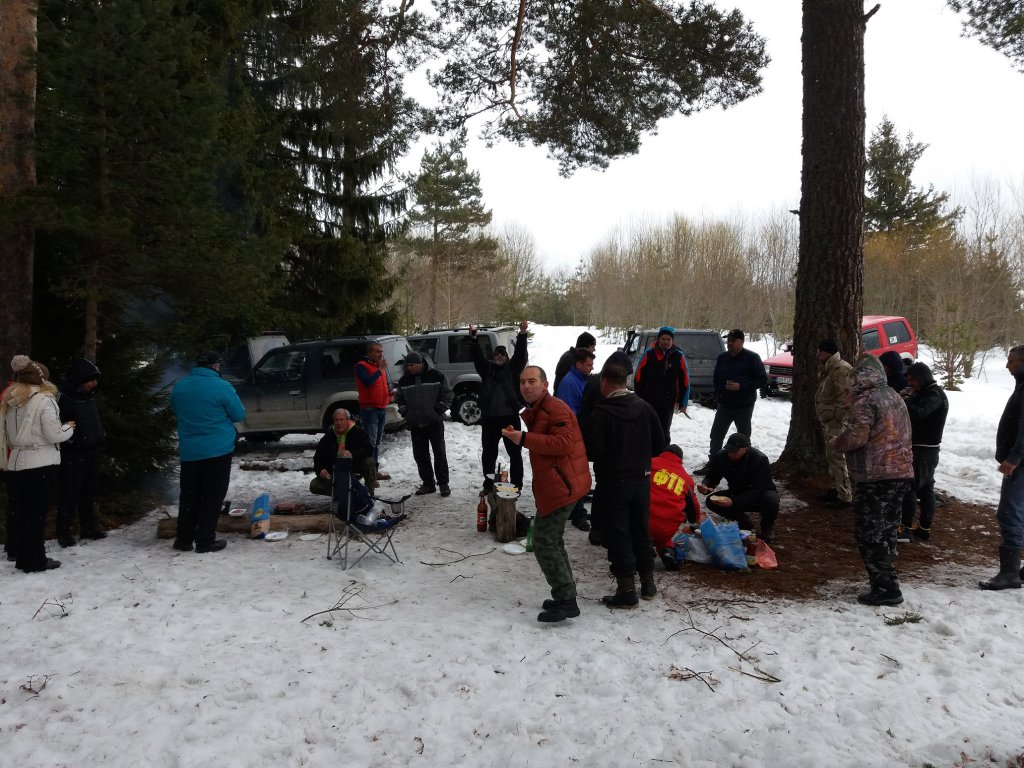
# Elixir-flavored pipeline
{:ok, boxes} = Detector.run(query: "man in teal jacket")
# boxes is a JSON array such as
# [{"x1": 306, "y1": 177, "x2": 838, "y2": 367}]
[{"x1": 170, "y1": 351, "x2": 246, "y2": 553}]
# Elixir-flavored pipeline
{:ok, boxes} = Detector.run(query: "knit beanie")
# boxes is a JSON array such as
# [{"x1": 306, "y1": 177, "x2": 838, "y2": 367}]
[{"x1": 11, "y1": 355, "x2": 48, "y2": 386}]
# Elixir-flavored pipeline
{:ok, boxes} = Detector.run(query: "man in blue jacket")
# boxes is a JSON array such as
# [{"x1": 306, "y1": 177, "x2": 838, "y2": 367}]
[
  {"x1": 700, "y1": 329, "x2": 767, "y2": 473},
  {"x1": 170, "y1": 351, "x2": 246, "y2": 553},
  {"x1": 556, "y1": 347, "x2": 596, "y2": 531}
]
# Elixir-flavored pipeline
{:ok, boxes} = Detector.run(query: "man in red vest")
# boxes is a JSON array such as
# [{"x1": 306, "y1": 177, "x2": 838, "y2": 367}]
[{"x1": 355, "y1": 341, "x2": 392, "y2": 480}]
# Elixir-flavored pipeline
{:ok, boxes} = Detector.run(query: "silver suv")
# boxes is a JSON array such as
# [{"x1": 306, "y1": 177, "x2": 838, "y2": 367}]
[
  {"x1": 406, "y1": 326, "x2": 520, "y2": 425},
  {"x1": 233, "y1": 335, "x2": 410, "y2": 441}
]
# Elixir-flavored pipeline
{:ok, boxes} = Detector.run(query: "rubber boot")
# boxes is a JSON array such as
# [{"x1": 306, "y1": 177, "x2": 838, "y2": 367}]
[
  {"x1": 639, "y1": 571, "x2": 657, "y2": 600},
  {"x1": 979, "y1": 545, "x2": 1022, "y2": 590},
  {"x1": 602, "y1": 574, "x2": 639, "y2": 609}
]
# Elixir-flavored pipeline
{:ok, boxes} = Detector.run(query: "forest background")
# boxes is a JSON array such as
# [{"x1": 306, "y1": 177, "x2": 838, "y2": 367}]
[{"x1": 0, "y1": 0, "x2": 1022, "y2": 493}]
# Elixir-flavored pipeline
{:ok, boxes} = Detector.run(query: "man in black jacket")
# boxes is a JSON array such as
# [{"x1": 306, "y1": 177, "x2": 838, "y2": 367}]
[
  {"x1": 396, "y1": 352, "x2": 454, "y2": 496},
  {"x1": 701, "y1": 329, "x2": 767, "y2": 473},
  {"x1": 697, "y1": 433, "x2": 779, "y2": 543},
  {"x1": 470, "y1": 321, "x2": 528, "y2": 491},
  {"x1": 553, "y1": 331, "x2": 596, "y2": 395},
  {"x1": 898, "y1": 362, "x2": 948, "y2": 543},
  {"x1": 980, "y1": 345, "x2": 1024, "y2": 590},
  {"x1": 310, "y1": 409, "x2": 376, "y2": 495},
  {"x1": 634, "y1": 326, "x2": 689, "y2": 440},
  {"x1": 57, "y1": 358, "x2": 107, "y2": 547},
  {"x1": 584, "y1": 362, "x2": 666, "y2": 607}
]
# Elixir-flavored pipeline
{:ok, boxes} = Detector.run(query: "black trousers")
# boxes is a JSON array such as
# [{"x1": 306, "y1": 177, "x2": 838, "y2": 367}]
[
  {"x1": 653, "y1": 405, "x2": 674, "y2": 442},
  {"x1": 58, "y1": 449, "x2": 100, "y2": 535},
  {"x1": 597, "y1": 477, "x2": 655, "y2": 577},
  {"x1": 3, "y1": 471, "x2": 19, "y2": 559},
  {"x1": 705, "y1": 489, "x2": 779, "y2": 535},
  {"x1": 901, "y1": 446, "x2": 939, "y2": 531},
  {"x1": 411, "y1": 422, "x2": 450, "y2": 486},
  {"x1": 709, "y1": 405, "x2": 754, "y2": 457},
  {"x1": 11, "y1": 465, "x2": 58, "y2": 572},
  {"x1": 480, "y1": 415, "x2": 523, "y2": 489},
  {"x1": 176, "y1": 453, "x2": 233, "y2": 547}
]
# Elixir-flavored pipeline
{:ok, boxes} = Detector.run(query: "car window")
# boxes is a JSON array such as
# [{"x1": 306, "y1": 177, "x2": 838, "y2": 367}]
[
  {"x1": 624, "y1": 334, "x2": 641, "y2": 356},
  {"x1": 410, "y1": 337, "x2": 438, "y2": 361},
  {"x1": 882, "y1": 320, "x2": 911, "y2": 345},
  {"x1": 449, "y1": 335, "x2": 492, "y2": 363},
  {"x1": 861, "y1": 328, "x2": 880, "y2": 351},
  {"x1": 319, "y1": 343, "x2": 362, "y2": 380},
  {"x1": 254, "y1": 349, "x2": 308, "y2": 383},
  {"x1": 677, "y1": 334, "x2": 723, "y2": 359}
]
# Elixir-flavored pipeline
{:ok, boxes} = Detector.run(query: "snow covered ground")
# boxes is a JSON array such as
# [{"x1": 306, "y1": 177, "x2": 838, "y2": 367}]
[{"x1": 1, "y1": 325, "x2": 1022, "y2": 767}]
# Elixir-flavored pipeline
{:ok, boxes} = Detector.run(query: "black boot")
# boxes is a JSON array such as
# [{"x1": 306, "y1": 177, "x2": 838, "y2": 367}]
[
  {"x1": 538, "y1": 598, "x2": 580, "y2": 622},
  {"x1": 639, "y1": 571, "x2": 657, "y2": 600},
  {"x1": 57, "y1": 530, "x2": 77, "y2": 548},
  {"x1": 979, "y1": 545, "x2": 1022, "y2": 590},
  {"x1": 856, "y1": 585, "x2": 904, "y2": 606},
  {"x1": 602, "y1": 574, "x2": 639, "y2": 608}
]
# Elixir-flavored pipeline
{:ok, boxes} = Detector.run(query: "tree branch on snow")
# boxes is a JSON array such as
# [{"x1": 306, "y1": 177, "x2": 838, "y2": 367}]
[
  {"x1": 420, "y1": 547, "x2": 495, "y2": 566},
  {"x1": 663, "y1": 607, "x2": 781, "y2": 684},
  {"x1": 300, "y1": 583, "x2": 397, "y2": 623}
]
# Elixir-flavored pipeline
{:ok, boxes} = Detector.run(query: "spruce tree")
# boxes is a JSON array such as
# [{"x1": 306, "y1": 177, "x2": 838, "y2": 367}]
[
  {"x1": 949, "y1": 0, "x2": 1024, "y2": 70},
  {"x1": 404, "y1": 131, "x2": 499, "y2": 327}
]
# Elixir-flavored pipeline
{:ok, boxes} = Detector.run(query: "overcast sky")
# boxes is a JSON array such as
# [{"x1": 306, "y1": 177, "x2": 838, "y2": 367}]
[{"x1": 451, "y1": 0, "x2": 1024, "y2": 270}]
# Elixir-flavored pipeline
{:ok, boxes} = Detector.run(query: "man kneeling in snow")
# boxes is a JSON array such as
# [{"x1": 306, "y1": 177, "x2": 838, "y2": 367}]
[
  {"x1": 649, "y1": 445, "x2": 701, "y2": 571},
  {"x1": 310, "y1": 408, "x2": 377, "y2": 495}
]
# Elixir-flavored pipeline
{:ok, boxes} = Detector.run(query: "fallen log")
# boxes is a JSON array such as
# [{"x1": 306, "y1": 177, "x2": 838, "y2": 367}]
[{"x1": 157, "y1": 513, "x2": 330, "y2": 539}]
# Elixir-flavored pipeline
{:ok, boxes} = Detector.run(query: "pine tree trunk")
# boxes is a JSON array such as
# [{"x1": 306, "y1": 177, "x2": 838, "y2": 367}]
[
  {"x1": 0, "y1": 0, "x2": 37, "y2": 367},
  {"x1": 777, "y1": 0, "x2": 867, "y2": 476}
]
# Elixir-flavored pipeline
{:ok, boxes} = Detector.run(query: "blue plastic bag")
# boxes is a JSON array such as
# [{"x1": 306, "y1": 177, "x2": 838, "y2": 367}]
[
  {"x1": 699, "y1": 517, "x2": 749, "y2": 571},
  {"x1": 672, "y1": 532, "x2": 712, "y2": 564},
  {"x1": 250, "y1": 492, "x2": 271, "y2": 539}
]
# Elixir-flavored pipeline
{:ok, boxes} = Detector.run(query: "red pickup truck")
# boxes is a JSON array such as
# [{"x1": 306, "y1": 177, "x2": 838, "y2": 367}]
[{"x1": 762, "y1": 315, "x2": 918, "y2": 397}]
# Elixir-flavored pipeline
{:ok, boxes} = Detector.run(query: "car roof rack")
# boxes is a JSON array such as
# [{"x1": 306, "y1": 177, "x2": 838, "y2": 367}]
[{"x1": 413, "y1": 326, "x2": 514, "y2": 334}]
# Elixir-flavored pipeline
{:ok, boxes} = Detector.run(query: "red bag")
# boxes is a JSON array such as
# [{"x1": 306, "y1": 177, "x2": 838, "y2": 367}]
[{"x1": 755, "y1": 539, "x2": 778, "y2": 569}]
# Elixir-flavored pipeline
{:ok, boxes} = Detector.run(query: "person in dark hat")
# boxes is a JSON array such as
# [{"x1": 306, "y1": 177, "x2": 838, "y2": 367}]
[
  {"x1": 169, "y1": 350, "x2": 245, "y2": 553},
  {"x1": 553, "y1": 331, "x2": 597, "y2": 395},
  {"x1": 634, "y1": 326, "x2": 690, "y2": 440},
  {"x1": 816, "y1": 339, "x2": 854, "y2": 509},
  {"x1": 396, "y1": 351, "x2": 454, "y2": 496},
  {"x1": 699, "y1": 329, "x2": 767, "y2": 474},
  {"x1": 469, "y1": 321, "x2": 529, "y2": 491},
  {"x1": 56, "y1": 358, "x2": 108, "y2": 547},
  {"x1": 697, "y1": 432, "x2": 779, "y2": 543}
]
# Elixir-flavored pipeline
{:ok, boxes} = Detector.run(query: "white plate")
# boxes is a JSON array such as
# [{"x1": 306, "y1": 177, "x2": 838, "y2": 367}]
[
  {"x1": 298, "y1": 533, "x2": 321, "y2": 541},
  {"x1": 228, "y1": 508, "x2": 247, "y2": 517},
  {"x1": 496, "y1": 491, "x2": 518, "y2": 500},
  {"x1": 708, "y1": 495, "x2": 729, "y2": 504},
  {"x1": 502, "y1": 543, "x2": 527, "y2": 555},
  {"x1": 264, "y1": 531, "x2": 288, "y2": 542}
]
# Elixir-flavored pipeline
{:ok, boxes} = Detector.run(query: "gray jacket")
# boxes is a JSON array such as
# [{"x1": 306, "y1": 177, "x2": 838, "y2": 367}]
[{"x1": 395, "y1": 359, "x2": 454, "y2": 429}]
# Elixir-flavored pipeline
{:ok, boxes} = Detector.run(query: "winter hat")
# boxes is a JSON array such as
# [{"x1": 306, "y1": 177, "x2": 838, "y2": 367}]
[
  {"x1": 818, "y1": 339, "x2": 839, "y2": 355},
  {"x1": 666, "y1": 444, "x2": 684, "y2": 460},
  {"x1": 196, "y1": 350, "x2": 222, "y2": 367},
  {"x1": 657, "y1": 326, "x2": 675, "y2": 339},
  {"x1": 403, "y1": 352, "x2": 424, "y2": 366},
  {"x1": 725, "y1": 329, "x2": 745, "y2": 341},
  {"x1": 11, "y1": 355, "x2": 48, "y2": 386},
  {"x1": 604, "y1": 350, "x2": 634, "y2": 375},
  {"x1": 493, "y1": 345, "x2": 509, "y2": 357},
  {"x1": 575, "y1": 331, "x2": 597, "y2": 348},
  {"x1": 724, "y1": 432, "x2": 751, "y2": 452}
]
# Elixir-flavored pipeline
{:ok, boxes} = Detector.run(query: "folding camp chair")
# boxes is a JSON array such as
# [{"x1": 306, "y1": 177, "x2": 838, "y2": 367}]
[{"x1": 326, "y1": 456, "x2": 405, "y2": 570}]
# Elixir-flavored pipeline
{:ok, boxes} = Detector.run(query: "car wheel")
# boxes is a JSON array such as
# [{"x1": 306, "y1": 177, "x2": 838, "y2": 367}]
[{"x1": 453, "y1": 391, "x2": 482, "y2": 425}]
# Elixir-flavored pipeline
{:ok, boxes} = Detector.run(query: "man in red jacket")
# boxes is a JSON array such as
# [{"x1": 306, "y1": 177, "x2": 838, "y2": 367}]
[
  {"x1": 503, "y1": 366, "x2": 592, "y2": 624},
  {"x1": 354, "y1": 342, "x2": 391, "y2": 480},
  {"x1": 649, "y1": 444, "x2": 701, "y2": 570}
]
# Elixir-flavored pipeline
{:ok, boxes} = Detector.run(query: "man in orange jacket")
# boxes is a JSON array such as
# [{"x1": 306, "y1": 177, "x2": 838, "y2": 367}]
[{"x1": 503, "y1": 366, "x2": 591, "y2": 624}]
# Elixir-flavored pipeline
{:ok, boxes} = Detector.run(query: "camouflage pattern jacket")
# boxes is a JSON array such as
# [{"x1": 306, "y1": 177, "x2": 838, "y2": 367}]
[
  {"x1": 815, "y1": 351, "x2": 853, "y2": 430},
  {"x1": 832, "y1": 354, "x2": 913, "y2": 483}
]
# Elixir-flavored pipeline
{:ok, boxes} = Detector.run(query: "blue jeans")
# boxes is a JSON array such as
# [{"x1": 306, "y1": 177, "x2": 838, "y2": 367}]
[
  {"x1": 997, "y1": 469, "x2": 1024, "y2": 549},
  {"x1": 360, "y1": 407, "x2": 386, "y2": 464}
]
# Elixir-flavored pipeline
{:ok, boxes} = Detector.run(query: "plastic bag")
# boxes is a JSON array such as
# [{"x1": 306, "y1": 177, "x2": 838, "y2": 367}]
[
  {"x1": 700, "y1": 517, "x2": 749, "y2": 571},
  {"x1": 672, "y1": 532, "x2": 712, "y2": 564},
  {"x1": 755, "y1": 539, "x2": 778, "y2": 569},
  {"x1": 250, "y1": 492, "x2": 271, "y2": 539}
]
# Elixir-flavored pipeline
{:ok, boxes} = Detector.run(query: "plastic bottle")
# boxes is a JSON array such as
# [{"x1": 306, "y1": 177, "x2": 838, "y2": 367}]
[
  {"x1": 525, "y1": 516, "x2": 535, "y2": 552},
  {"x1": 476, "y1": 493, "x2": 488, "y2": 532}
]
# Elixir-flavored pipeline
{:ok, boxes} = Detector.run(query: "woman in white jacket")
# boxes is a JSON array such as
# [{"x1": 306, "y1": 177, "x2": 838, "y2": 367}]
[{"x1": 1, "y1": 356, "x2": 75, "y2": 572}]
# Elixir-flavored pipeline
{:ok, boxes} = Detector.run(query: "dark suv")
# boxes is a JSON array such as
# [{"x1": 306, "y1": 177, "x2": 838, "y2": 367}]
[
  {"x1": 232, "y1": 335, "x2": 410, "y2": 441},
  {"x1": 621, "y1": 328, "x2": 726, "y2": 407},
  {"x1": 406, "y1": 326, "x2": 520, "y2": 425}
]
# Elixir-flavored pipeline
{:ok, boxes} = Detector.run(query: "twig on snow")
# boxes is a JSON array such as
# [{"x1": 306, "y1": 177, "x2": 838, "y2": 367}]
[
  {"x1": 666, "y1": 665, "x2": 718, "y2": 692},
  {"x1": 420, "y1": 547, "x2": 495, "y2": 566},
  {"x1": 663, "y1": 607, "x2": 781, "y2": 684},
  {"x1": 300, "y1": 583, "x2": 397, "y2": 623}
]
